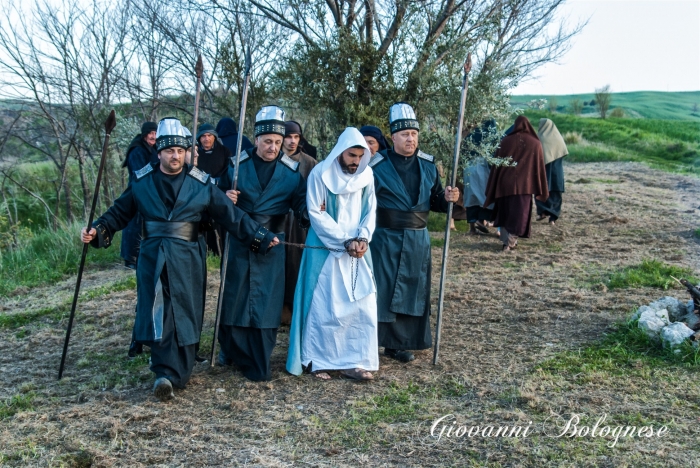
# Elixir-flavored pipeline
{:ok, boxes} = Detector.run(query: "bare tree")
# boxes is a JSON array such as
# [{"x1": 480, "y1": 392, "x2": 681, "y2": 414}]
[{"x1": 595, "y1": 85, "x2": 612, "y2": 119}]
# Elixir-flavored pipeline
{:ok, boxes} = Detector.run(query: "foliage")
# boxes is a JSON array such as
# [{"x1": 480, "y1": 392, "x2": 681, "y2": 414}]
[
  {"x1": 595, "y1": 85, "x2": 612, "y2": 119},
  {"x1": 606, "y1": 259, "x2": 697, "y2": 290},
  {"x1": 0, "y1": 222, "x2": 122, "y2": 297},
  {"x1": 521, "y1": 110, "x2": 700, "y2": 174},
  {"x1": 569, "y1": 98, "x2": 582, "y2": 115},
  {"x1": 0, "y1": 392, "x2": 36, "y2": 420},
  {"x1": 609, "y1": 107, "x2": 625, "y2": 118},
  {"x1": 538, "y1": 320, "x2": 700, "y2": 377},
  {"x1": 513, "y1": 91, "x2": 700, "y2": 121}
]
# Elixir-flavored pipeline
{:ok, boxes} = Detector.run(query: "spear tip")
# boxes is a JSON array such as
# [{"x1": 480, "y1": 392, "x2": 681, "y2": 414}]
[
  {"x1": 195, "y1": 54, "x2": 204, "y2": 78},
  {"x1": 104, "y1": 110, "x2": 116, "y2": 134},
  {"x1": 464, "y1": 53, "x2": 472, "y2": 75}
]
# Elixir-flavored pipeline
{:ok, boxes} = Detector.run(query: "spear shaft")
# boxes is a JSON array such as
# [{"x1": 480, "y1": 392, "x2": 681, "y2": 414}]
[
  {"x1": 211, "y1": 47, "x2": 252, "y2": 366},
  {"x1": 58, "y1": 110, "x2": 117, "y2": 380},
  {"x1": 433, "y1": 54, "x2": 472, "y2": 365},
  {"x1": 192, "y1": 54, "x2": 204, "y2": 166}
]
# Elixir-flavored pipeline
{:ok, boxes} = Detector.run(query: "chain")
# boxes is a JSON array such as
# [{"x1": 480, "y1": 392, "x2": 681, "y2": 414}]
[{"x1": 279, "y1": 238, "x2": 364, "y2": 299}]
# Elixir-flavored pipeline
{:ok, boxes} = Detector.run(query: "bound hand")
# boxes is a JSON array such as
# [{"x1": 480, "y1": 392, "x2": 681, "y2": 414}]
[
  {"x1": 347, "y1": 240, "x2": 368, "y2": 258},
  {"x1": 226, "y1": 189, "x2": 240, "y2": 204},
  {"x1": 81, "y1": 227, "x2": 96, "y2": 244},
  {"x1": 444, "y1": 186, "x2": 459, "y2": 203},
  {"x1": 270, "y1": 236, "x2": 280, "y2": 247},
  {"x1": 320, "y1": 200, "x2": 326, "y2": 212}
]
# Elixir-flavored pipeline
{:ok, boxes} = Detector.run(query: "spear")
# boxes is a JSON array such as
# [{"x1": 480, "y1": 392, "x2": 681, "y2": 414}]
[
  {"x1": 211, "y1": 46, "x2": 252, "y2": 366},
  {"x1": 58, "y1": 110, "x2": 117, "y2": 379},
  {"x1": 433, "y1": 54, "x2": 472, "y2": 365},
  {"x1": 191, "y1": 54, "x2": 204, "y2": 166}
]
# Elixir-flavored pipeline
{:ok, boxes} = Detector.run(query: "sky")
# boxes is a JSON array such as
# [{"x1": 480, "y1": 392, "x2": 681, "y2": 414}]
[{"x1": 512, "y1": 0, "x2": 700, "y2": 95}]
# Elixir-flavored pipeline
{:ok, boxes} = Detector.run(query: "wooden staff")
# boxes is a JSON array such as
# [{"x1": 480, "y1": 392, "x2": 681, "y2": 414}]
[
  {"x1": 58, "y1": 110, "x2": 117, "y2": 379},
  {"x1": 433, "y1": 54, "x2": 472, "y2": 365},
  {"x1": 211, "y1": 46, "x2": 252, "y2": 366}
]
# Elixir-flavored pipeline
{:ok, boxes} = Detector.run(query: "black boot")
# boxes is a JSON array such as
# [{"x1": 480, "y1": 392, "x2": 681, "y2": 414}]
[
  {"x1": 128, "y1": 340, "x2": 143, "y2": 358},
  {"x1": 384, "y1": 348, "x2": 415, "y2": 363}
]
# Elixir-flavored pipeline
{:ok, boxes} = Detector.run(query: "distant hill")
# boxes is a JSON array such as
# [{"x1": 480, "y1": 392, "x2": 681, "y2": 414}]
[{"x1": 511, "y1": 91, "x2": 700, "y2": 121}]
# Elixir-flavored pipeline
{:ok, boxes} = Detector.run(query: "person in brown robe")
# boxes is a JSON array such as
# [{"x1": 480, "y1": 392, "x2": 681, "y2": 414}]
[
  {"x1": 484, "y1": 116, "x2": 548, "y2": 251},
  {"x1": 281, "y1": 121, "x2": 317, "y2": 323}
]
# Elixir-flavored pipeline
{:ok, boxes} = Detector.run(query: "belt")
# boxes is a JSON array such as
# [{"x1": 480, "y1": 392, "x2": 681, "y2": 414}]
[
  {"x1": 142, "y1": 221, "x2": 199, "y2": 242},
  {"x1": 375, "y1": 208, "x2": 429, "y2": 230},
  {"x1": 248, "y1": 213, "x2": 287, "y2": 233}
]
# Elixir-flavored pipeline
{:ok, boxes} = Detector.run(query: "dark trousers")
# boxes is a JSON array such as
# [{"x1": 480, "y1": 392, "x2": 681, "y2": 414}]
[
  {"x1": 535, "y1": 191, "x2": 563, "y2": 221},
  {"x1": 120, "y1": 214, "x2": 142, "y2": 266},
  {"x1": 378, "y1": 311, "x2": 432, "y2": 351},
  {"x1": 219, "y1": 325, "x2": 278, "y2": 381},
  {"x1": 144, "y1": 268, "x2": 196, "y2": 389}
]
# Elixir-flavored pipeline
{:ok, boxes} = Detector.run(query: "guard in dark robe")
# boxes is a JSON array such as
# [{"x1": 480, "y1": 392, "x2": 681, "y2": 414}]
[
  {"x1": 216, "y1": 117, "x2": 253, "y2": 155},
  {"x1": 217, "y1": 106, "x2": 309, "y2": 381},
  {"x1": 535, "y1": 118, "x2": 568, "y2": 224},
  {"x1": 81, "y1": 118, "x2": 277, "y2": 401},
  {"x1": 120, "y1": 121, "x2": 158, "y2": 269},
  {"x1": 196, "y1": 123, "x2": 232, "y2": 256},
  {"x1": 281, "y1": 121, "x2": 317, "y2": 323},
  {"x1": 369, "y1": 102, "x2": 460, "y2": 363}
]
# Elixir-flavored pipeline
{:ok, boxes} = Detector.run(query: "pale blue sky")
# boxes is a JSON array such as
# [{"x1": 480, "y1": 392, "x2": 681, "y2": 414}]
[{"x1": 513, "y1": 0, "x2": 700, "y2": 95}]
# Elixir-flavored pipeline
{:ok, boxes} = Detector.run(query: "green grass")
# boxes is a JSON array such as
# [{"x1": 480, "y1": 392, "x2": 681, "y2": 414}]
[
  {"x1": 606, "y1": 259, "x2": 697, "y2": 290},
  {"x1": 0, "y1": 223, "x2": 123, "y2": 297},
  {"x1": 538, "y1": 320, "x2": 700, "y2": 380},
  {"x1": 695, "y1": 228, "x2": 700, "y2": 238},
  {"x1": 427, "y1": 212, "x2": 468, "y2": 232},
  {"x1": 0, "y1": 275, "x2": 135, "y2": 329},
  {"x1": 512, "y1": 91, "x2": 700, "y2": 121},
  {"x1": 0, "y1": 392, "x2": 36, "y2": 420},
  {"x1": 520, "y1": 111, "x2": 700, "y2": 175}
]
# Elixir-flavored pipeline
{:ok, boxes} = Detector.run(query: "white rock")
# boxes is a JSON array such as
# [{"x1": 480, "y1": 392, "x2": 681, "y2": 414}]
[
  {"x1": 631, "y1": 305, "x2": 652, "y2": 321},
  {"x1": 660, "y1": 322, "x2": 695, "y2": 348},
  {"x1": 638, "y1": 308, "x2": 670, "y2": 339},
  {"x1": 649, "y1": 297, "x2": 686, "y2": 321}
]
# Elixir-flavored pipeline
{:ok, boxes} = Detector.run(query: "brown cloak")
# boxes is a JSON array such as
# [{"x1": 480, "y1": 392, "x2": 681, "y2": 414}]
[{"x1": 484, "y1": 116, "x2": 549, "y2": 207}]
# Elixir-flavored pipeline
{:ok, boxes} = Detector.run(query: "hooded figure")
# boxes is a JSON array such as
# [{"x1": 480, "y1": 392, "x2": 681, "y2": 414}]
[
  {"x1": 484, "y1": 116, "x2": 548, "y2": 251},
  {"x1": 281, "y1": 121, "x2": 318, "y2": 321},
  {"x1": 287, "y1": 128, "x2": 377, "y2": 380},
  {"x1": 120, "y1": 121, "x2": 159, "y2": 270},
  {"x1": 215, "y1": 117, "x2": 253, "y2": 156},
  {"x1": 535, "y1": 118, "x2": 568, "y2": 224},
  {"x1": 463, "y1": 119, "x2": 498, "y2": 233},
  {"x1": 359, "y1": 125, "x2": 391, "y2": 156}
]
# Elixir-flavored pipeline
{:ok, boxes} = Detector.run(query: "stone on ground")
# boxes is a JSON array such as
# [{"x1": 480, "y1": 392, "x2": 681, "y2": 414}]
[{"x1": 660, "y1": 322, "x2": 695, "y2": 348}]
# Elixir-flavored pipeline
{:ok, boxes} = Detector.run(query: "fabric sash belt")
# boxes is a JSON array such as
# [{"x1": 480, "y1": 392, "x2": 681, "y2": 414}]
[
  {"x1": 375, "y1": 208, "x2": 429, "y2": 230},
  {"x1": 248, "y1": 213, "x2": 287, "y2": 233},
  {"x1": 142, "y1": 221, "x2": 199, "y2": 242}
]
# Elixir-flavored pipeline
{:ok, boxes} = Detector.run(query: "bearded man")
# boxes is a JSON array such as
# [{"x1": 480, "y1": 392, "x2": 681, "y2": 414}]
[{"x1": 287, "y1": 127, "x2": 377, "y2": 381}]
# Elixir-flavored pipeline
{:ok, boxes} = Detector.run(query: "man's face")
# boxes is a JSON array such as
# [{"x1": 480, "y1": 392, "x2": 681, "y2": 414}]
[
  {"x1": 158, "y1": 146, "x2": 186, "y2": 174},
  {"x1": 339, "y1": 147, "x2": 365, "y2": 174},
  {"x1": 256, "y1": 134, "x2": 283, "y2": 161},
  {"x1": 200, "y1": 133, "x2": 215, "y2": 151},
  {"x1": 364, "y1": 136, "x2": 379, "y2": 156},
  {"x1": 144, "y1": 131, "x2": 157, "y2": 147},
  {"x1": 392, "y1": 129, "x2": 419, "y2": 157},
  {"x1": 283, "y1": 133, "x2": 300, "y2": 155}
]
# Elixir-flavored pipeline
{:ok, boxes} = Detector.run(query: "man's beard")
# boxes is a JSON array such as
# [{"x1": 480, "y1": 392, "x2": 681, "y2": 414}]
[{"x1": 339, "y1": 157, "x2": 358, "y2": 174}]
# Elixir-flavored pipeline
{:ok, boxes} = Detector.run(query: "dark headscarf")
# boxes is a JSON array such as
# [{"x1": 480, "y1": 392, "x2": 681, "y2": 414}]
[
  {"x1": 359, "y1": 125, "x2": 390, "y2": 152},
  {"x1": 122, "y1": 121, "x2": 157, "y2": 168},
  {"x1": 215, "y1": 117, "x2": 253, "y2": 155},
  {"x1": 285, "y1": 121, "x2": 303, "y2": 136},
  {"x1": 484, "y1": 116, "x2": 548, "y2": 206}
]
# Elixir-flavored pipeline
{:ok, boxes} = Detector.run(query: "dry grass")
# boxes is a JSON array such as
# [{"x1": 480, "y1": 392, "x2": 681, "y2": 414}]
[{"x1": 1, "y1": 161, "x2": 699, "y2": 466}]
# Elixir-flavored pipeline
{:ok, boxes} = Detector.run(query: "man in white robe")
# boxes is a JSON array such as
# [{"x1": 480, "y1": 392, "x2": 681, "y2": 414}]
[{"x1": 286, "y1": 127, "x2": 378, "y2": 380}]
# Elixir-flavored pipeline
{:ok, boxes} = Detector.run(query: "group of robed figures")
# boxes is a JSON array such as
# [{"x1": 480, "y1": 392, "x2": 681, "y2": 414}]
[{"x1": 82, "y1": 102, "x2": 460, "y2": 400}]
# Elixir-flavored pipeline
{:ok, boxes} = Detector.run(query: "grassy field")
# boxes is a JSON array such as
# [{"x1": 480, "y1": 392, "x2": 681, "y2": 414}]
[
  {"x1": 512, "y1": 91, "x2": 700, "y2": 121},
  {"x1": 520, "y1": 110, "x2": 700, "y2": 175}
]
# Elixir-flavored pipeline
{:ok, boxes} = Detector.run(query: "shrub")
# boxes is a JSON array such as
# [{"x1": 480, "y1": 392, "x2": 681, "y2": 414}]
[
  {"x1": 569, "y1": 99, "x2": 583, "y2": 115},
  {"x1": 610, "y1": 107, "x2": 625, "y2": 118},
  {"x1": 563, "y1": 131, "x2": 584, "y2": 145}
]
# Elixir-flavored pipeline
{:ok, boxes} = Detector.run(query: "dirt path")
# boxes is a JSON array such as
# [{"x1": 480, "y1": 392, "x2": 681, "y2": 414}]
[{"x1": 1, "y1": 162, "x2": 699, "y2": 467}]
